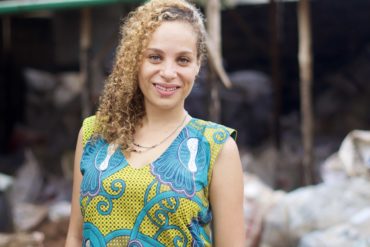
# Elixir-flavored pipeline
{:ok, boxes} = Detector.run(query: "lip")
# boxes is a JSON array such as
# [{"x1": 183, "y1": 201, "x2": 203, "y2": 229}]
[{"x1": 152, "y1": 83, "x2": 181, "y2": 97}]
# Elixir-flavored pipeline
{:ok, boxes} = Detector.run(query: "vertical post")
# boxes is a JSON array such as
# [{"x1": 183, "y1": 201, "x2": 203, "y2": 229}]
[
  {"x1": 269, "y1": 0, "x2": 282, "y2": 150},
  {"x1": 2, "y1": 16, "x2": 11, "y2": 54},
  {"x1": 298, "y1": 0, "x2": 315, "y2": 185},
  {"x1": 80, "y1": 8, "x2": 92, "y2": 118},
  {"x1": 206, "y1": 0, "x2": 221, "y2": 123},
  {"x1": 1, "y1": 18, "x2": 13, "y2": 231}
]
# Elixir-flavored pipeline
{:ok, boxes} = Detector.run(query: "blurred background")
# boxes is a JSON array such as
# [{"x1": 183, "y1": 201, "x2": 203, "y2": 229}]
[{"x1": 0, "y1": 0, "x2": 369, "y2": 246}]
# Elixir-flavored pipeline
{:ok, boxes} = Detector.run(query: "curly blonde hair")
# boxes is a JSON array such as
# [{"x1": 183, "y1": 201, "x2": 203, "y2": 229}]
[{"x1": 95, "y1": 0, "x2": 207, "y2": 151}]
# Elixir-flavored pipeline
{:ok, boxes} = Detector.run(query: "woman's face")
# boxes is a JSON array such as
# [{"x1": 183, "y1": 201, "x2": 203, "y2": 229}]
[{"x1": 138, "y1": 21, "x2": 200, "y2": 111}]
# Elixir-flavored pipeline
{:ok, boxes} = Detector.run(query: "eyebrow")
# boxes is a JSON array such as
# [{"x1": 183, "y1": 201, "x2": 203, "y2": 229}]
[{"x1": 145, "y1": 48, "x2": 195, "y2": 56}]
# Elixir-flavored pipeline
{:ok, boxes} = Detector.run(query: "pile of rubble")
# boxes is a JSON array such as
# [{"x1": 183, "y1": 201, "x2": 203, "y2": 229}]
[
  {"x1": 0, "y1": 150, "x2": 71, "y2": 247},
  {"x1": 243, "y1": 130, "x2": 370, "y2": 246},
  {"x1": 0, "y1": 68, "x2": 82, "y2": 247}
]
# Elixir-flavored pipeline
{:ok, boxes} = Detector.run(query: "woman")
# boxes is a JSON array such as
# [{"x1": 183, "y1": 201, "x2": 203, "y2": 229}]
[{"x1": 66, "y1": 0, "x2": 245, "y2": 246}]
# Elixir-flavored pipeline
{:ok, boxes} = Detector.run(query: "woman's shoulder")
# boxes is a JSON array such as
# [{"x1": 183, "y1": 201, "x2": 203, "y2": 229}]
[
  {"x1": 189, "y1": 117, "x2": 237, "y2": 141},
  {"x1": 82, "y1": 115, "x2": 97, "y2": 146}
]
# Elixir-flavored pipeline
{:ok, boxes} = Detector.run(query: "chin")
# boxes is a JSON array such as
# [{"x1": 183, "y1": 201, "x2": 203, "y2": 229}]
[
  {"x1": 150, "y1": 98, "x2": 183, "y2": 111},
  {"x1": 156, "y1": 102, "x2": 180, "y2": 110}
]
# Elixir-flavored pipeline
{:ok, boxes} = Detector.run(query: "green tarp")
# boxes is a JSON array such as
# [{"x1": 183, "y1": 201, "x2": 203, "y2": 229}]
[{"x1": 0, "y1": 0, "x2": 143, "y2": 15}]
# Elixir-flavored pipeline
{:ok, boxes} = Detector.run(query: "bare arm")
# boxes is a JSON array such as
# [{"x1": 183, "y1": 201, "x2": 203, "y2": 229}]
[
  {"x1": 210, "y1": 137, "x2": 245, "y2": 247},
  {"x1": 65, "y1": 128, "x2": 84, "y2": 246}
]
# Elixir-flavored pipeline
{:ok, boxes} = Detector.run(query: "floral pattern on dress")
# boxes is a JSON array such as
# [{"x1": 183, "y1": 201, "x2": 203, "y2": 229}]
[
  {"x1": 80, "y1": 138, "x2": 127, "y2": 197},
  {"x1": 151, "y1": 125, "x2": 210, "y2": 198}
]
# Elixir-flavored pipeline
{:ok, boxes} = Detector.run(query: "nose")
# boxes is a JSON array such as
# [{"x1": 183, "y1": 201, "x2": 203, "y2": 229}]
[{"x1": 160, "y1": 61, "x2": 177, "y2": 80}]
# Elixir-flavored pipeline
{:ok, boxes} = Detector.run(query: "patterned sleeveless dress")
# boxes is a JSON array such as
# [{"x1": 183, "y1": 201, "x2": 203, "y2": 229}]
[{"x1": 79, "y1": 115, "x2": 236, "y2": 247}]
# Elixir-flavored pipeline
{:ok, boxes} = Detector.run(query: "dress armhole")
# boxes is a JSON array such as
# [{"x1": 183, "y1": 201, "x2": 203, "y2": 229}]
[
  {"x1": 82, "y1": 115, "x2": 96, "y2": 147},
  {"x1": 205, "y1": 123, "x2": 237, "y2": 198},
  {"x1": 226, "y1": 127, "x2": 237, "y2": 141}
]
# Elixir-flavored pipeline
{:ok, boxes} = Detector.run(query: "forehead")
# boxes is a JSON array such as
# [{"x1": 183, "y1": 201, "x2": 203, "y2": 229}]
[{"x1": 146, "y1": 21, "x2": 198, "y2": 52}]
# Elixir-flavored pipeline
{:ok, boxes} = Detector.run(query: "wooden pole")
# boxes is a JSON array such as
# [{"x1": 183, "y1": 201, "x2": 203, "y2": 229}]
[
  {"x1": 206, "y1": 0, "x2": 221, "y2": 123},
  {"x1": 2, "y1": 16, "x2": 11, "y2": 54},
  {"x1": 298, "y1": 0, "x2": 315, "y2": 185},
  {"x1": 269, "y1": 0, "x2": 282, "y2": 150},
  {"x1": 80, "y1": 8, "x2": 92, "y2": 118}
]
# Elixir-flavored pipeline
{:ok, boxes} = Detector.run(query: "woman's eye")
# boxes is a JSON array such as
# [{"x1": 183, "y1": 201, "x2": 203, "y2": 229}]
[
  {"x1": 148, "y1": 55, "x2": 161, "y2": 63},
  {"x1": 178, "y1": 57, "x2": 190, "y2": 65}
]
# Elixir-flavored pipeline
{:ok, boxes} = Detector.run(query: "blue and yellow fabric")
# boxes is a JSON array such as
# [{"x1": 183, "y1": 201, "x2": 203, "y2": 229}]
[{"x1": 80, "y1": 115, "x2": 236, "y2": 247}]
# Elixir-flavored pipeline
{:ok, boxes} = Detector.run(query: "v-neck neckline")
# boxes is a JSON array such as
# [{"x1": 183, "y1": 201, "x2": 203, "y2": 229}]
[{"x1": 123, "y1": 117, "x2": 195, "y2": 170}]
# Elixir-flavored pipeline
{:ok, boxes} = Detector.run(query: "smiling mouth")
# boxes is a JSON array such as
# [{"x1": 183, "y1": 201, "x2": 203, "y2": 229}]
[{"x1": 153, "y1": 83, "x2": 180, "y2": 92}]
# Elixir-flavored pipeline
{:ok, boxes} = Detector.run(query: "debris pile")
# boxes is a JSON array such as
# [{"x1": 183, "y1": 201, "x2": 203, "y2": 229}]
[{"x1": 258, "y1": 130, "x2": 370, "y2": 247}]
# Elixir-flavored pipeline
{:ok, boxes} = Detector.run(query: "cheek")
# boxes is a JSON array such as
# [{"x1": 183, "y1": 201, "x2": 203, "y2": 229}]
[
  {"x1": 138, "y1": 65, "x2": 150, "y2": 85},
  {"x1": 139, "y1": 63, "x2": 158, "y2": 80},
  {"x1": 137, "y1": 71, "x2": 148, "y2": 94},
  {"x1": 137, "y1": 73, "x2": 144, "y2": 90},
  {"x1": 186, "y1": 63, "x2": 199, "y2": 76},
  {"x1": 184, "y1": 76, "x2": 196, "y2": 95}
]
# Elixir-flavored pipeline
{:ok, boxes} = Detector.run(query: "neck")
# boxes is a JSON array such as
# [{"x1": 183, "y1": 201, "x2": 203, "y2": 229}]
[
  {"x1": 131, "y1": 102, "x2": 189, "y2": 153},
  {"x1": 143, "y1": 104, "x2": 187, "y2": 129}
]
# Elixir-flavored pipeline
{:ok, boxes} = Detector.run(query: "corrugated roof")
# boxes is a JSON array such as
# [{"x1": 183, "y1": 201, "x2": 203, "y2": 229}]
[{"x1": 0, "y1": 0, "x2": 143, "y2": 15}]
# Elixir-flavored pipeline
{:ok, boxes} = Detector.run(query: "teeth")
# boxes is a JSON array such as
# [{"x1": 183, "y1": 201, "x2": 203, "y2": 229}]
[{"x1": 155, "y1": 84, "x2": 177, "y2": 92}]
